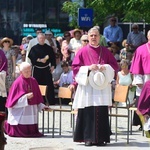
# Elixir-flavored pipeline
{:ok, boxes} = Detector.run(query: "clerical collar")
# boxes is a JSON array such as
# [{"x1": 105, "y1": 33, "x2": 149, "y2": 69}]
[{"x1": 89, "y1": 44, "x2": 99, "y2": 48}]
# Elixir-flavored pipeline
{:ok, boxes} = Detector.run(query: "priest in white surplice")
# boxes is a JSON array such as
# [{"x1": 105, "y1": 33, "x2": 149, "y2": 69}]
[
  {"x1": 4, "y1": 62, "x2": 50, "y2": 137},
  {"x1": 69, "y1": 27, "x2": 118, "y2": 146}
]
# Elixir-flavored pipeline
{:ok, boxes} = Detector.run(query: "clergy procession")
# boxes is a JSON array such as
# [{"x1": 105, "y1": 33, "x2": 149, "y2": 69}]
[{"x1": 0, "y1": 16, "x2": 150, "y2": 149}]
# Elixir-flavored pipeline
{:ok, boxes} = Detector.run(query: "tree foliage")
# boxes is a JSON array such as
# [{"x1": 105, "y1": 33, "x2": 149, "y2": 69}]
[
  {"x1": 62, "y1": 0, "x2": 150, "y2": 27},
  {"x1": 62, "y1": 1, "x2": 81, "y2": 28}
]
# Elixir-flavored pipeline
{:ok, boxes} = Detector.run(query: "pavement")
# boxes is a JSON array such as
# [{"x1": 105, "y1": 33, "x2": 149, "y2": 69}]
[{"x1": 4, "y1": 106, "x2": 150, "y2": 150}]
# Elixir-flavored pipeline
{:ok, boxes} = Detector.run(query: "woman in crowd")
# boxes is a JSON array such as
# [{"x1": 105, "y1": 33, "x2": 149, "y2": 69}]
[
  {"x1": 61, "y1": 31, "x2": 71, "y2": 62},
  {"x1": 116, "y1": 59, "x2": 135, "y2": 106},
  {"x1": 68, "y1": 29, "x2": 82, "y2": 61},
  {"x1": 0, "y1": 37, "x2": 16, "y2": 92}
]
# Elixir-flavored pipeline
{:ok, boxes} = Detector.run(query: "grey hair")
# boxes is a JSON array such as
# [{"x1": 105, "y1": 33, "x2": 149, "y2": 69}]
[
  {"x1": 80, "y1": 34, "x2": 88, "y2": 41},
  {"x1": 132, "y1": 23, "x2": 139, "y2": 28},
  {"x1": 88, "y1": 27, "x2": 100, "y2": 35},
  {"x1": 37, "y1": 33, "x2": 45, "y2": 38},
  {"x1": 19, "y1": 62, "x2": 31, "y2": 71}
]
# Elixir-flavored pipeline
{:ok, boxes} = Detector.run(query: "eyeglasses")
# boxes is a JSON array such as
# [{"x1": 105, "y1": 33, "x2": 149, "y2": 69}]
[
  {"x1": 21, "y1": 54, "x2": 26, "y2": 56},
  {"x1": 82, "y1": 40, "x2": 89, "y2": 42},
  {"x1": 4, "y1": 41, "x2": 10, "y2": 43},
  {"x1": 111, "y1": 20, "x2": 116, "y2": 22}
]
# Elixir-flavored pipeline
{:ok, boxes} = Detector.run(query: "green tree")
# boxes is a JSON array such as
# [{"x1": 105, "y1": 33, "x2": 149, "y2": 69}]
[
  {"x1": 62, "y1": 1, "x2": 81, "y2": 28},
  {"x1": 62, "y1": 0, "x2": 150, "y2": 27}
]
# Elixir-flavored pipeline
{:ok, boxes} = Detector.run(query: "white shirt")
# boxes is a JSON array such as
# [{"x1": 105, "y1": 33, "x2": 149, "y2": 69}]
[
  {"x1": 73, "y1": 65, "x2": 114, "y2": 109},
  {"x1": 132, "y1": 74, "x2": 150, "y2": 96}
]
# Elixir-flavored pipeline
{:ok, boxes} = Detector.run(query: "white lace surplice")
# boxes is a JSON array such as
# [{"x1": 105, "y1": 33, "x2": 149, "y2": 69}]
[
  {"x1": 7, "y1": 94, "x2": 45, "y2": 125},
  {"x1": 73, "y1": 64, "x2": 114, "y2": 109}
]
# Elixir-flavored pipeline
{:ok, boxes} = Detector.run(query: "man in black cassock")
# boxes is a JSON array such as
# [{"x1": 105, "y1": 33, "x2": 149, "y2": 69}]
[{"x1": 28, "y1": 33, "x2": 56, "y2": 105}]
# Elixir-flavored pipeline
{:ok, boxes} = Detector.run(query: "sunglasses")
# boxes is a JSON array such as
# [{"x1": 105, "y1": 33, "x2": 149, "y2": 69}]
[
  {"x1": 21, "y1": 54, "x2": 26, "y2": 56},
  {"x1": 82, "y1": 40, "x2": 89, "y2": 42},
  {"x1": 64, "y1": 35, "x2": 70, "y2": 37},
  {"x1": 4, "y1": 41, "x2": 10, "y2": 43}
]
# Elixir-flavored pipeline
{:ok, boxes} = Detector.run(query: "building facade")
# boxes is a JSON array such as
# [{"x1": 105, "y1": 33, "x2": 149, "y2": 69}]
[{"x1": 0, "y1": 0, "x2": 70, "y2": 44}]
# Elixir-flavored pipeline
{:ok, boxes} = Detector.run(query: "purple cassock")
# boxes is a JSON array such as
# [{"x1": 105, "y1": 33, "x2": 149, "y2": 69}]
[
  {"x1": 138, "y1": 80, "x2": 150, "y2": 116},
  {"x1": 72, "y1": 44, "x2": 118, "y2": 77},
  {"x1": 0, "y1": 50, "x2": 7, "y2": 145},
  {"x1": 0, "y1": 49, "x2": 7, "y2": 72},
  {"x1": 72, "y1": 44, "x2": 118, "y2": 144},
  {"x1": 130, "y1": 43, "x2": 150, "y2": 75},
  {"x1": 0, "y1": 49, "x2": 7, "y2": 111},
  {"x1": 4, "y1": 75, "x2": 44, "y2": 137}
]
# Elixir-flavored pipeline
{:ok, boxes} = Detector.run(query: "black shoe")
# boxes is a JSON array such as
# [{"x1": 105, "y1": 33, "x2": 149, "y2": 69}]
[
  {"x1": 97, "y1": 141, "x2": 107, "y2": 146},
  {"x1": 110, "y1": 130, "x2": 113, "y2": 135},
  {"x1": 85, "y1": 141, "x2": 92, "y2": 146},
  {"x1": 139, "y1": 126, "x2": 143, "y2": 131}
]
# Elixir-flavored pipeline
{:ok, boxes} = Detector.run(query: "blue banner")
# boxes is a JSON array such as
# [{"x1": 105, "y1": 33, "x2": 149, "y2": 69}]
[{"x1": 78, "y1": 8, "x2": 93, "y2": 27}]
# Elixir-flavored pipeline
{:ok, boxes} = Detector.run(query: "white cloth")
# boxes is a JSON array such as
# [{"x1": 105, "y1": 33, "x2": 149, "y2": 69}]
[
  {"x1": 26, "y1": 37, "x2": 50, "y2": 64},
  {"x1": 69, "y1": 38, "x2": 82, "y2": 60},
  {"x1": 69, "y1": 38, "x2": 82, "y2": 51},
  {"x1": 73, "y1": 64, "x2": 114, "y2": 109},
  {"x1": 7, "y1": 94, "x2": 45, "y2": 125},
  {"x1": 0, "y1": 71, "x2": 7, "y2": 97},
  {"x1": 144, "y1": 118, "x2": 150, "y2": 131},
  {"x1": 75, "y1": 66, "x2": 89, "y2": 86},
  {"x1": 132, "y1": 74, "x2": 150, "y2": 96}
]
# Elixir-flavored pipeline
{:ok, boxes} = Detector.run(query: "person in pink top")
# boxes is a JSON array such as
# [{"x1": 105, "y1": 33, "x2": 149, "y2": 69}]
[
  {"x1": 4, "y1": 62, "x2": 49, "y2": 137},
  {"x1": 0, "y1": 49, "x2": 7, "y2": 148},
  {"x1": 61, "y1": 31, "x2": 71, "y2": 62},
  {"x1": 137, "y1": 80, "x2": 150, "y2": 137},
  {"x1": 130, "y1": 30, "x2": 150, "y2": 130}
]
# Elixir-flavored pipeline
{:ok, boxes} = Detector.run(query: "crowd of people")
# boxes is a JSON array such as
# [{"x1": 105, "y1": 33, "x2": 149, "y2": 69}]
[{"x1": 0, "y1": 16, "x2": 150, "y2": 147}]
